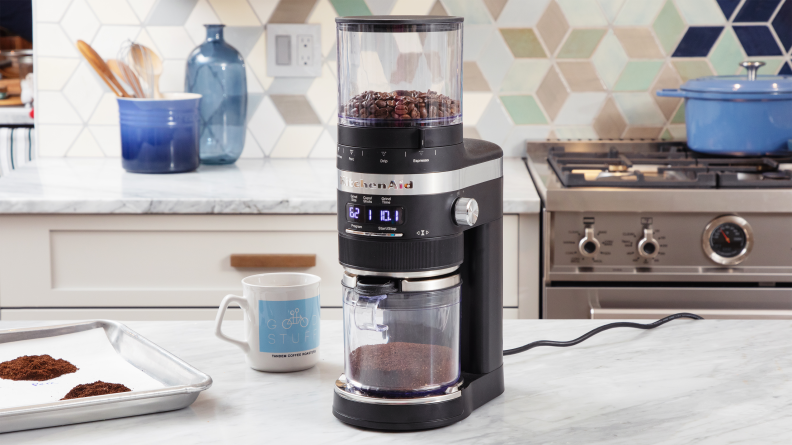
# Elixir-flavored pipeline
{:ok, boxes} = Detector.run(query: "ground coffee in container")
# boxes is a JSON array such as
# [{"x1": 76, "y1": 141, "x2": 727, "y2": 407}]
[{"x1": 348, "y1": 342, "x2": 456, "y2": 392}]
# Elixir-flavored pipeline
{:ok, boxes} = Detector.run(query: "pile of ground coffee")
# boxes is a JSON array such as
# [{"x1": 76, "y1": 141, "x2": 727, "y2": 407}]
[
  {"x1": 349, "y1": 342, "x2": 456, "y2": 391},
  {"x1": 61, "y1": 381, "x2": 131, "y2": 400},
  {"x1": 0, "y1": 355, "x2": 78, "y2": 381}
]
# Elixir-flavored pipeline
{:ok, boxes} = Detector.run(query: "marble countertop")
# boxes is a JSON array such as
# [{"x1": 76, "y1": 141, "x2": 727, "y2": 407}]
[
  {"x1": 2, "y1": 319, "x2": 790, "y2": 444},
  {"x1": 0, "y1": 158, "x2": 540, "y2": 214}
]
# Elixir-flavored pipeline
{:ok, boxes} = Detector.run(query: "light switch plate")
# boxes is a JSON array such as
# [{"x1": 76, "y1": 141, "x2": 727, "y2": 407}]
[{"x1": 266, "y1": 24, "x2": 322, "y2": 77}]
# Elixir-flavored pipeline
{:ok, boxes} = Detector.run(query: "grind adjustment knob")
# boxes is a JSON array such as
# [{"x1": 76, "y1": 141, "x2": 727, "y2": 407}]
[{"x1": 454, "y1": 198, "x2": 479, "y2": 226}]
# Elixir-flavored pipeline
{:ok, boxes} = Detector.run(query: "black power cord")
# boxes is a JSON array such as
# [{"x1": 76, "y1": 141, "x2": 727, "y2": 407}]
[{"x1": 503, "y1": 312, "x2": 703, "y2": 356}]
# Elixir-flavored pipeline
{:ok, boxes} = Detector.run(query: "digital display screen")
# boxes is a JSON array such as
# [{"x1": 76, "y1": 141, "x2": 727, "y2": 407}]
[{"x1": 346, "y1": 204, "x2": 404, "y2": 225}]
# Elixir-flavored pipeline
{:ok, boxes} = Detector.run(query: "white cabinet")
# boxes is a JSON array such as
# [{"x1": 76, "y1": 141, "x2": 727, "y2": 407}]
[{"x1": 0, "y1": 214, "x2": 538, "y2": 320}]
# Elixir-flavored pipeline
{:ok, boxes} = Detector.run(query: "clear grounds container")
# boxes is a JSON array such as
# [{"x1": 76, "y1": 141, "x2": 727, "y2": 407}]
[
  {"x1": 336, "y1": 16, "x2": 463, "y2": 127},
  {"x1": 342, "y1": 277, "x2": 461, "y2": 396}
]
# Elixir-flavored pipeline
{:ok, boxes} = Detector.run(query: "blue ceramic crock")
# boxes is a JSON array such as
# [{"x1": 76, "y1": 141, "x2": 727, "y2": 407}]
[
  {"x1": 117, "y1": 93, "x2": 202, "y2": 173},
  {"x1": 657, "y1": 62, "x2": 792, "y2": 156}
]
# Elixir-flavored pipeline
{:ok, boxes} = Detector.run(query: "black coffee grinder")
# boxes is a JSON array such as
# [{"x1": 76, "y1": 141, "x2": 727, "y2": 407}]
[{"x1": 332, "y1": 16, "x2": 504, "y2": 431}]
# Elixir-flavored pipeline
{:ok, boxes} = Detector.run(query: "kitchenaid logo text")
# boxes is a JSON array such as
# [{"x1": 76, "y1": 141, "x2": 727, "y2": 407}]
[{"x1": 340, "y1": 176, "x2": 413, "y2": 190}]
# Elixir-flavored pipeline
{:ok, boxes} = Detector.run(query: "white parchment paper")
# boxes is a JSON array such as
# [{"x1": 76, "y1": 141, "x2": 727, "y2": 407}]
[{"x1": 0, "y1": 328, "x2": 165, "y2": 409}]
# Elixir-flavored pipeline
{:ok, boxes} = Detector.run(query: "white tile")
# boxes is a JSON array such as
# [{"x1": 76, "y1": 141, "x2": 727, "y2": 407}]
[
  {"x1": 462, "y1": 92, "x2": 493, "y2": 126},
  {"x1": 554, "y1": 92, "x2": 608, "y2": 126},
  {"x1": 309, "y1": 129, "x2": 336, "y2": 158},
  {"x1": 238, "y1": 129, "x2": 264, "y2": 158},
  {"x1": 502, "y1": 125, "x2": 552, "y2": 157},
  {"x1": 676, "y1": 0, "x2": 726, "y2": 25},
  {"x1": 146, "y1": 26, "x2": 196, "y2": 59},
  {"x1": 184, "y1": 0, "x2": 219, "y2": 45},
  {"x1": 90, "y1": 26, "x2": 142, "y2": 59},
  {"x1": 597, "y1": 0, "x2": 625, "y2": 23},
  {"x1": 247, "y1": 96, "x2": 285, "y2": 155},
  {"x1": 89, "y1": 93, "x2": 121, "y2": 125},
  {"x1": 475, "y1": 96, "x2": 512, "y2": 146},
  {"x1": 269, "y1": 126, "x2": 323, "y2": 158},
  {"x1": 127, "y1": 0, "x2": 157, "y2": 22},
  {"x1": 60, "y1": 0, "x2": 101, "y2": 43},
  {"x1": 36, "y1": 58, "x2": 80, "y2": 90},
  {"x1": 62, "y1": 62, "x2": 105, "y2": 121},
  {"x1": 36, "y1": 125, "x2": 82, "y2": 156},
  {"x1": 134, "y1": 28, "x2": 164, "y2": 60},
  {"x1": 249, "y1": 0, "x2": 279, "y2": 23},
  {"x1": 365, "y1": 0, "x2": 395, "y2": 15},
  {"x1": 592, "y1": 30, "x2": 628, "y2": 89},
  {"x1": 36, "y1": 23, "x2": 79, "y2": 57},
  {"x1": 306, "y1": 63, "x2": 337, "y2": 122},
  {"x1": 441, "y1": 0, "x2": 492, "y2": 24},
  {"x1": 67, "y1": 128, "x2": 105, "y2": 156},
  {"x1": 554, "y1": 126, "x2": 599, "y2": 140},
  {"x1": 36, "y1": 0, "x2": 74, "y2": 22},
  {"x1": 308, "y1": 0, "x2": 338, "y2": 59},
  {"x1": 614, "y1": 0, "x2": 664, "y2": 26},
  {"x1": 85, "y1": 0, "x2": 140, "y2": 25},
  {"x1": 496, "y1": 0, "x2": 551, "y2": 27},
  {"x1": 613, "y1": 93, "x2": 667, "y2": 126},
  {"x1": 207, "y1": 0, "x2": 260, "y2": 26},
  {"x1": 477, "y1": 31, "x2": 514, "y2": 92},
  {"x1": 463, "y1": 25, "x2": 496, "y2": 61},
  {"x1": 500, "y1": 59, "x2": 552, "y2": 93},
  {"x1": 390, "y1": 0, "x2": 434, "y2": 15},
  {"x1": 246, "y1": 65, "x2": 264, "y2": 93},
  {"x1": 557, "y1": 0, "x2": 608, "y2": 27},
  {"x1": 88, "y1": 125, "x2": 122, "y2": 156},
  {"x1": 159, "y1": 59, "x2": 187, "y2": 92},
  {"x1": 37, "y1": 92, "x2": 83, "y2": 124},
  {"x1": 247, "y1": 33, "x2": 273, "y2": 92}
]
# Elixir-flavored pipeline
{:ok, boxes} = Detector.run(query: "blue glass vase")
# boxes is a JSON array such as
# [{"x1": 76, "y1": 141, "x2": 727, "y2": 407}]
[{"x1": 185, "y1": 24, "x2": 247, "y2": 164}]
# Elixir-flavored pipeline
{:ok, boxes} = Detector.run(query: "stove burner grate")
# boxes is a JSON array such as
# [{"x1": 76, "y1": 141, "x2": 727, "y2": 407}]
[{"x1": 548, "y1": 147, "x2": 792, "y2": 189}]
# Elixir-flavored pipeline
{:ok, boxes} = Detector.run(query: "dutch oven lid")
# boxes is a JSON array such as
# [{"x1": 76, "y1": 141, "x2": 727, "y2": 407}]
[{"x1": 681, "y1": 61, "x2": 792, "y2": 94}]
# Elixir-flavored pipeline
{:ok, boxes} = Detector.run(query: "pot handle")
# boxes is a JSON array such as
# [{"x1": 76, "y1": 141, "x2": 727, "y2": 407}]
[{"x1": 656, "y1": 89, "x2": 687, "y2": 98}]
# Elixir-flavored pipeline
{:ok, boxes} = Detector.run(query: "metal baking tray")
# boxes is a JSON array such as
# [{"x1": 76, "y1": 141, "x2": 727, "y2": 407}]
[{"x1": 0, "y1": 320, "x2": 212, "y2": 433}]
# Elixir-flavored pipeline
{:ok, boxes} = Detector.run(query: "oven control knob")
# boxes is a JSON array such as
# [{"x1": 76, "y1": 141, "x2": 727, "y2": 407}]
[
  {"x1": 454, "y1": 198, "x2": 479, "y2": 226},
  {"x1": 637, "y1": 228, "x2": 659, "y2": 259},
  {"x1": 578, "y1": 227, "x2": 600, "y2": 258}
]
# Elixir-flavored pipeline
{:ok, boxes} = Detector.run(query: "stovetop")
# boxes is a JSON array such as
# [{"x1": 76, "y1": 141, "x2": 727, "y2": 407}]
[{"x1": 548, "y1": 145, "x2": 792, "y2": 189}]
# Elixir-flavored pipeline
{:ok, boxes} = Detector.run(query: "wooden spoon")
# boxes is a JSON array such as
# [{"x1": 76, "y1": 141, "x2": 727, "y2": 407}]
[
  {"x1": 108, "y1": 59, "x2": 144, "y2": 98},
  {"x1": 76, "y1": 40, "x2": 130, "y2": 98},
  {"x1": 129, "y1": 44, "x2": 163, "y2": 99}
]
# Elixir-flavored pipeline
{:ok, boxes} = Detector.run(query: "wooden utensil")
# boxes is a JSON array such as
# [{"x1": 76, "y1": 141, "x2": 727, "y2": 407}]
[
  {"x1": 129, "y1": 44, "x2": 163, "y2": 99},
  {"x1": 108, "y1": 59, "x2": 144, "y2": 98},
  {"x1": 76, "y1": 40, "x2": 130, "y2": 98}
]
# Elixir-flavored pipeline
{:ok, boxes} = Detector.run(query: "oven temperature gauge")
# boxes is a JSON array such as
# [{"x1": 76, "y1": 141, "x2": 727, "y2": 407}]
[{"x1": 702, "y1": 216, "x2": 753, "y2": 265}]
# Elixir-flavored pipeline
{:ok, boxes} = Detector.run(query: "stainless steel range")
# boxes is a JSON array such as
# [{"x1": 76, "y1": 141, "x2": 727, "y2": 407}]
[{"x1": 525, "y1": 141, "x2": 792, "y2": 320}]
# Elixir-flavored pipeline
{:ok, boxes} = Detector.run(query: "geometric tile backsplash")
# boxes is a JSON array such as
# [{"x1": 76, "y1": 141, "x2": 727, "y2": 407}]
[{"x1": 34, "y1": 0, "x2": 792, "y2": 158}]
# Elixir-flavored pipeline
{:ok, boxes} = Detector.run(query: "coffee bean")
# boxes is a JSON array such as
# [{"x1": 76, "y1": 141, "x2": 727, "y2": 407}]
[{"x1": 343, "y1": 90, "x2": 459, "y2": 121}]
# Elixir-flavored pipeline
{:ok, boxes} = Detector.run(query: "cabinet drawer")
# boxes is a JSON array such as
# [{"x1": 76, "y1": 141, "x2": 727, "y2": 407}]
[{"x1": 0, "y1": 215, "x2": 344, "y2": 308}]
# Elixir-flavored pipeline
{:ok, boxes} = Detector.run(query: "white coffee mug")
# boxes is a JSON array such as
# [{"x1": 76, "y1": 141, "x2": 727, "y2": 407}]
[{"x1": 215, "y1": 273, "x2": 321, "y2": 372}]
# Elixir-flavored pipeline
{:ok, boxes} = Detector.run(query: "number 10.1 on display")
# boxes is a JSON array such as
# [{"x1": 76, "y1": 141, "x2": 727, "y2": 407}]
[{"x1": 346, "y1": 204, "x2": 404, "y2": 225}]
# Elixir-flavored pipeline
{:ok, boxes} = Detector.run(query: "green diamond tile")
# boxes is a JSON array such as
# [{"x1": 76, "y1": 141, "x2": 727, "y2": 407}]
[
  {"x1": 500, "y1": 95, "x2": 548, "y2": 124},
  {"x1": 660, "y1": 128, "x2": 673, "y2": 141},
  {"x1": 709, "y1": 28, "x2": 744, "y2": 75},
  {"x1": 500, "y1": 59, "x2": 552, "y2": 93},
  {"x1": 499, "y1": 29, "x2": 547, "y2": 58},
  {"x1": 671, "y1": 102, "x2": 685, "y2": 123},
  {"x1": 557, "y1": 29, "x2": 606, "y2": 58},
  {"x1": 672, "y1": 60, "x2": 714, "y2": 82},
  {"x1": 614, "y1": 60, "x2": 664, "y2": 91},
  {"x1": 443, "y1": 0, "x2": 493, "y2": 25},
  {"x1": 653, "y1": 1, "x2": 685, "y2": 55},
  {"x1": 330, "y1": 0, "x2": 371, "y2": 16}
]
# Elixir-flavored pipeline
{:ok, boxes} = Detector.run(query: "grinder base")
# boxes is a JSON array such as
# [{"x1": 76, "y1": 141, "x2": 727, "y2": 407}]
[{"x1": 332, "y1": 366, "x2": 504, "y2": 431}]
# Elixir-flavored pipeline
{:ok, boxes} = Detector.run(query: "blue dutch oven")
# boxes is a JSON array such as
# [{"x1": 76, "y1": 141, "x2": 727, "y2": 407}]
[{"x1": 657, "y1": 61, "x2": 792, "y2": 156}]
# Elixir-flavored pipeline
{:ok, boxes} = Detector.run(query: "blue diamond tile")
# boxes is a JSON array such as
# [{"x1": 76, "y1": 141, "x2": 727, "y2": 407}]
[
  {"x1": 772, "y1": 0, "x2": 792, "y2": 52},
  {"x1": 780, "y1": 62, "x2": 792, "y2": 75},
  {"x1": 672, "y1": 27, "x2": 723, "y2": 57},
  {"x1": 733, "y1": 0, "x2": 782, "y2": 22},
  {"x1": 716, "y1": 0, "x2": 741, "y2": 19},
  {"x1": 733, "y1": 26, "x2": 783, "y2": 56}
]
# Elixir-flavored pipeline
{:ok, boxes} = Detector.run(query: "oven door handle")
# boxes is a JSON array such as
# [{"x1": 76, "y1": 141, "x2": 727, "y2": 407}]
[{"x1": 591, "y1": 308, "x2": 792, "y2": 320}]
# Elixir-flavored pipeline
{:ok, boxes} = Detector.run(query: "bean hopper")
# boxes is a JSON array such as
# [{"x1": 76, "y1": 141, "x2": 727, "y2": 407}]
[{"x1": 333, "y1": 16, "x2": 504, "y2": 430}]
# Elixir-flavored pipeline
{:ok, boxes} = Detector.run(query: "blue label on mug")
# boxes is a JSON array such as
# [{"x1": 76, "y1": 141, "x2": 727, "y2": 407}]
[{"x1": 258, "y1": 296, "x2": 320, "y2": 353}]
